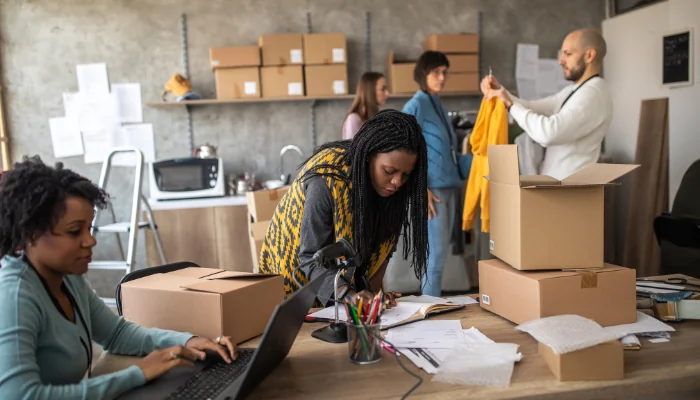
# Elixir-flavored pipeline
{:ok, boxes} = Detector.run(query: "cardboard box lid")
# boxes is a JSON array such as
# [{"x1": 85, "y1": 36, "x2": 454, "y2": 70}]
[
  {"x1": 122, "y1": 267, "x2": 279, "y2": 295},
  {"x1": 483, "y1": 259, "x2": 628, "y2": 282},
  {"x1": 487, "y1": 144, "x2": 639, "y2": 188},
  {"x1": 181, "y1": 270, "x2": 279, "y2": 294}
]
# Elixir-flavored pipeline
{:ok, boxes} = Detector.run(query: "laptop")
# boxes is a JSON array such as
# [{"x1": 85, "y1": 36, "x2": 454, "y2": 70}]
[{"x1": 118, "y1": 275, "x2": 324, "y2": 400}]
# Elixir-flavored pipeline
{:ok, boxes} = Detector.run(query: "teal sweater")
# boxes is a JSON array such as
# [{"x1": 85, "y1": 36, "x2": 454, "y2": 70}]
[
  {"x1": 0, "y1": 256, "x2": 194, "y2": 400},
  {"x1": 403, "y1": 91, "x2": 472, "y2": 189}
]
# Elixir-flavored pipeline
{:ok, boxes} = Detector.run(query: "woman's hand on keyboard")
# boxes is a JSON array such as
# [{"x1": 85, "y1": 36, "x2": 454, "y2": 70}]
[
  {"x1": 137, "y1": 345, "x2": 201, "y2": 381},
  {"x1": 185, "y1": 336, "x2": 238, "y2": 364}
]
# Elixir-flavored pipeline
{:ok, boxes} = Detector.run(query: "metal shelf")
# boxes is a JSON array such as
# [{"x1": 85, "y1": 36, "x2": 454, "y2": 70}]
[{"x1": 144, "y1": 91, "x2": 481, "y2": 107}]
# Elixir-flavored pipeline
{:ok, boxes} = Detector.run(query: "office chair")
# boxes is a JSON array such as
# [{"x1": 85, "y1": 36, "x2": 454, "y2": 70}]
[
  {"x1": 115, "y1": 261, "x2": 201, "y2": 316},
  {"x1": 654, "y1": 159, "x2": 700, "y2": 277}
]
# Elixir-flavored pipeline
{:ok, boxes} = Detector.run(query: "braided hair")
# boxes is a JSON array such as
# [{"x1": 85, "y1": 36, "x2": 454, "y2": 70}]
[
  {"x1": 301, "y1": 109, "x2": 429, "y2": 279},
  {"x1": 0, "y1": 156, "x2": 108, "y2": 257}
]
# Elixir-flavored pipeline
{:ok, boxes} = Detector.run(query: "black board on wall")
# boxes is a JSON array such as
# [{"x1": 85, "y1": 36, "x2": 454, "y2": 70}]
[{"x1": 663, "y1": 29, "x2": 693, "y2": 87}]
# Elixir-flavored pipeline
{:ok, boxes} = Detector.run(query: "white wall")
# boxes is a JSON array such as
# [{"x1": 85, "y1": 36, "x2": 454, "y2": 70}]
[
  {"x1": 668, "y1": 0, "x2": 700, "y2": 205},
  {"x1": 602, "y1": 2, "x2": 670, "y2": 263}
]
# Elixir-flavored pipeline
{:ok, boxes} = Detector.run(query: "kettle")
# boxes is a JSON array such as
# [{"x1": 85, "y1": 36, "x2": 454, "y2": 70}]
[{"x1": 193, "y1": 143, "x2": 218, "y2": 159}]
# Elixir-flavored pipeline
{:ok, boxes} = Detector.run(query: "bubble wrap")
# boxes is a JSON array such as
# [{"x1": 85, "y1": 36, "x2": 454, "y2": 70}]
[
  {"x1": 515, "y1": 314, "x2": 626, "y2": 355},
  {"x1": 432, "y1": 343, "x2": 520, "y2": 388}
]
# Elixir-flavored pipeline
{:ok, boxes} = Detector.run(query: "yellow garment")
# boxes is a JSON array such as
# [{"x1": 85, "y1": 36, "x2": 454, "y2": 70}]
[{"x1": 462, "y1": 97, "x2": 508, "y2": 232}]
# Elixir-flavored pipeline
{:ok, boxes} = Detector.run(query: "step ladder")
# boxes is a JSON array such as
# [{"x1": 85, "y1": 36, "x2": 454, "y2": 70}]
[{"x1": 89, "y1": 148, "x2": 167, "y2": 306}]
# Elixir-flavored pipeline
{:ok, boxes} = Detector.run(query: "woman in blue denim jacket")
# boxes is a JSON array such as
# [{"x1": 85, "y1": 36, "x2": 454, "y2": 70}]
[{"x1": 402, "y1": 51, "x2": 473, "y2": 296}]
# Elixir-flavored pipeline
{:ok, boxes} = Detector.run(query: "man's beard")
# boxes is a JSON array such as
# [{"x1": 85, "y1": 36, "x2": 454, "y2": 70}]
[{"x1": 565, "y1": 57, "x2": 587, "y2": 82}]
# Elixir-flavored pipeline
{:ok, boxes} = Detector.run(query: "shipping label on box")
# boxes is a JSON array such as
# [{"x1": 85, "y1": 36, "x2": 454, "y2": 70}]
[
  {"x1": 488, "y1": 144, "x2": 639, "y2": 270},
  {"x1": 478, "y1": 258, "x2": 637, "y2": 327}
]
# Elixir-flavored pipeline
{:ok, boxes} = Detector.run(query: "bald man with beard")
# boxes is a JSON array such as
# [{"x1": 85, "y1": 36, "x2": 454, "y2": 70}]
[{"x1": 482, "y1": 28, "x2": 611, "y2": 180}]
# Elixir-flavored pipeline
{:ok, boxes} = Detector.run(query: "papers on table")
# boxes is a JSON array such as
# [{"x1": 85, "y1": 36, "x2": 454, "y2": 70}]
[
  {"x1": 49, "y1": 117, "x2": 83, "y2": 158},
  {"x1": 50, "y1": 64, "x2": 150, "y2": 163},
  {"x1": 385, "y1": 320, "x2": 464, "y2": 349},
  {"x1": 602, "y1": 311, "x2": 675, "y2": 337},
  {"x1": 308, "y1": 302, "x2": 424, "y2": 327},
  {"x1": 448, "y1": 296, "x2": 479, "y2": 305},
  {"x1": 398, "y1": 327, "x2": 522, "y2": 375},
  {"x1": 397, "y1": 295, "x2": 452, "y2": 304}
]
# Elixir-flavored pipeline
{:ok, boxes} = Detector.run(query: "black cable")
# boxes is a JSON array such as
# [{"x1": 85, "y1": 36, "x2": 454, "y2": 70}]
[{"x1": 371, "y1": 332, "x2": 423, "y2": 399}]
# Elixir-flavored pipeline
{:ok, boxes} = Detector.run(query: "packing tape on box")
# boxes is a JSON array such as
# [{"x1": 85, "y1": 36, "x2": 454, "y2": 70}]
[{"x1": 580, "y1": 271, "x2": 598, "y2": 289}]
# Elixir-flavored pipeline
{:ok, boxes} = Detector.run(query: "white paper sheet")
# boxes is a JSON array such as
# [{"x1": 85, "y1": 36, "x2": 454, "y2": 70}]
[
  {"x1": 602, "y1": 311, "x2": 676, "y2": 337},
  {"x1": 636, "y1": 286, "x2": 680, "y2": 295},
  {"x1": 516, "y1": 78, "x2": 538, "y2": 100},
  {"x1": 635, "y1": 281, "x2": 686, "y2": 290},
  {"x1": 386, "y1": 320, "x2": 464, "y2": 349},
  {"x1": 308, "y1": 302, "x2": 424, "y2": 327},
  {"x1": 516, "y1": 43, "x2": 539, "y2": 79},
  {"x1": 398, "y1": 328, "x2": 521, "y2": 374},
  {"x1": 448, "y1": 296, "x2": 479, "y2": 305},
  {"x1": 536, "y1": 59, "x2": 561, "y2": 98},
  {"x1": 111, "y1": 124, "x2": 156, "y2": 166},
  {"x1": 49, "y1": 117, "x2": 84, "y2": 158},
  {"x1": 648, "y1": 338, "x2": 670, "y2": 344},
  {"x1": 112, "y1": 83, "x2": 143, "y2": 123},
  {"x1": 74, "y1": 92, "x2": 120, "y2": 132},
  {"x1": 397, "y1": 295, "x2": 452, "y2": 304},
  {"x1": 76, "y1": 63, "x2": 110, "y2": 95},
  {"x1": 82, "y1": 126, "x2": 118, "y2": 164},
  {"x1": 63, "y1": 92, "x2": 83, "y2": 119}
]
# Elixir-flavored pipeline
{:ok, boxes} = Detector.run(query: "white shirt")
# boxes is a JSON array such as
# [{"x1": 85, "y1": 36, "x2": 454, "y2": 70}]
[{"x1": 507, "y1": 76, "x2": 612, "y2": 180}]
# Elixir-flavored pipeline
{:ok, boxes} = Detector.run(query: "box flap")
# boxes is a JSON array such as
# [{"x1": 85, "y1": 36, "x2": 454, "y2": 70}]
[
  {"x1": 487, "y1": 144, "x2": 520, "y2": 185},
  {"x1": 561, "y1": 163, "x2": 639, "y2": 185},
  {"x1": 167, "y1": 267, "x2": 222, "y2": 279},
  {"x1": 205, "y1": 271, "x2": 277, "y2": 280},
  {"x1": 520, "y1": 175, "x2": 561, "y2": 187},
  {"x1": 180, "y1": 271, "x2": 281, "y2": 294},
  {"x1": 121, "y1": 273, "x2": 199, "y2": 291},
  {"x1": 387, "y1": 50, "x2": 395, "y2": 65}
]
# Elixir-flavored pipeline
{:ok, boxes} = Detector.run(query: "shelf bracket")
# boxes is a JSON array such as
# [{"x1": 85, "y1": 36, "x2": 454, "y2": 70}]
[
  {"x1": 180, "y1": 13, "x2": 194, "y2": 156},
  {"x1": 365, "y1": 11, "x2": 372, "y2": 72},
  {"x1": 309, "y1": 100, "x2": 318, "y2": 149}
]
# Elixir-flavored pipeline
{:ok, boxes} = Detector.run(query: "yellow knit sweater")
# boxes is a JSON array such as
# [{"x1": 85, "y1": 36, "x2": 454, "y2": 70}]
[{"x1": 462, "y1": 97, "x2": 508, "y2": 232}]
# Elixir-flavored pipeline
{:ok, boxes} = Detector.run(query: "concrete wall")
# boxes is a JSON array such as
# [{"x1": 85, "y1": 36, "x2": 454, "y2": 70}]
[{"x1": 0, "y1": 0, "x2": 604, "y2": 294}]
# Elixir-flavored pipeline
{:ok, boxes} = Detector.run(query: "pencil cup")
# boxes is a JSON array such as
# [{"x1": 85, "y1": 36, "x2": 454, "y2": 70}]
[{"x1": 346, "y1": 323, "x2": 381, "y2": 365}]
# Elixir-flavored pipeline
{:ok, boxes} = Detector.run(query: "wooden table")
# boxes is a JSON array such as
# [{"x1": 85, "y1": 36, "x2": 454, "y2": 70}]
[{"x1": 94, "y1": 303, "x2": 700, "y2": 399}]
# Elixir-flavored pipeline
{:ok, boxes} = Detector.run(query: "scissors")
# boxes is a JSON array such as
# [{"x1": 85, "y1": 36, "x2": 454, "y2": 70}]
[{"x1": 636, "y1": 277, "x2": 700, "y2": 292}]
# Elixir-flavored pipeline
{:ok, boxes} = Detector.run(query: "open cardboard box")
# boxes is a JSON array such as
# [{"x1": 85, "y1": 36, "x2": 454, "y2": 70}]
[
  {"x1": 121, "y1": 268, "x2": 284, "y2": 344},
  {"x1": 387, "y1": 50, "x2": 419, "y2": 94},
  {"x1": 479, "y1": 258, "x2": 637, "y2": 326},
  {"x1": 488, "y1": 144, "x2": 639, "y2": 270}
]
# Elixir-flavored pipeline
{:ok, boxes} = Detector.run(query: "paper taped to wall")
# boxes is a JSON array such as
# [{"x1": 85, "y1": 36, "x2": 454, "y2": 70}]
[
  {"x1": 49, "y1": 117, "x2": 84, "y2": 158},
  {"x1": 112, "y1": 83, "x2": 143, "y2": 123}
]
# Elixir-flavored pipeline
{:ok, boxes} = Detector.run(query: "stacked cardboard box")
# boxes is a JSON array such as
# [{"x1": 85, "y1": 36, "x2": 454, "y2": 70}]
[
  {"x1": 258, "y1": 34, "x2": 305, "y2": 98},
  {"x1": 424, "y1": 33, "x2": 480, "y2": 93},
  {"x1": 210, "y1": 46, "x2": 262, "y2": 99},
  {"x1": 303, "y1": 33, "x2": 348, "y2": 97},
  {"x1": 479, "y1": 144, "x2": 639, "y2": 381},
  {"x1": 246, "y1": 187, "x2": 289, "y2": 271}
]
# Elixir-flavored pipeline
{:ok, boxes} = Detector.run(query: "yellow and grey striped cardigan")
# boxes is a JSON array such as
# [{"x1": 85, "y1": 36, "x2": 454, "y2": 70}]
[{"x1": 258, "y1": 147, "x2": 397, "y2": 298}]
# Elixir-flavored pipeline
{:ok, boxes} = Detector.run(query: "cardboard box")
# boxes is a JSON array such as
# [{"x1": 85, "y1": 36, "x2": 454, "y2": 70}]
[
  {"x1": 478, "y1": 259, "x2": 637, "y2": 327},
  {"x1": 539, "y1": 341, "x2": 624, "y2": 381},
  {"x1": 209, "y1": 46, "x2": 260, "y2": 69},
  {"x1": 260, "y1": 66, "x2": 304, "y2": 98},
  {"x1": 488, "y1": 144, "x2": 639, "y2": 270},
  {"x1": 304, "y1": 64, "x2": 348, "y2": 96},
  {"x1": 303, "y1": 33, "x2": 347, "y2": 65},
  {"x1": 443, "y1": 72, "x2": 479, "y2": 93},
  {"x1": 425, "y1": 33, "x2": 479, "y2": 53},
  {"x1": 387, "y1": 51, "x2": 419, "y2": 94},
  {"x1": 447, "y1": 54, "x2": 479, "y2": 73},
  {"x1": 259, "y1": 34, "x2": 303, "y2": 66},
  {"x1": 121, "y1": 268, "x2": 284, "y2": 344},
  {"x1": 248, "y1": 218, "x2": 269, "y2": 272},
  {"x1": 250, "y1": 238, "x2": 264, "y2": 272},
  {"x1": 214, "y1": 67, "x2": 260, "y2": 99},
  {"x1": 246, "y1": 186, "x2": 290, "y2": 222}
]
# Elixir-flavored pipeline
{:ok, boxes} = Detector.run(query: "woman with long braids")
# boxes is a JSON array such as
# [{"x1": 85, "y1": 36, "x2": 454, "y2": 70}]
[{"x1": 258, "y1": 109, "x2": 429, "y2": 306}]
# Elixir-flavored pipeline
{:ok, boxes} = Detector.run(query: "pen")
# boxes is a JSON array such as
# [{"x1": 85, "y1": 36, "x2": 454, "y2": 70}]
[{"x1": 380, "y1": 341, "x2": 396, "y2": 355}]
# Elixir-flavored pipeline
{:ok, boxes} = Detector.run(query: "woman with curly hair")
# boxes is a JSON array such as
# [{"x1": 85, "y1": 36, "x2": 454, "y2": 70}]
[
  {"x1": 259, "y1": 109, "x2": 430, "y2": 306},
  {"x1": 0, "y1": 157, "x2": 237, "y2": 399}
]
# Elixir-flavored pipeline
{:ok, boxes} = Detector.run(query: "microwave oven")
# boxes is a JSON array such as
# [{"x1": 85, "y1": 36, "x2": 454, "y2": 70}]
[{"x1": 149, "y1": 158, "x2": 226, "y2": 201}]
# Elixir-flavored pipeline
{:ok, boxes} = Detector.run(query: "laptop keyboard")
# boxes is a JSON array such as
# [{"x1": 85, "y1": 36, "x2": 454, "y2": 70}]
[{"x1": 165, "y1": 349, "x2": 255, "y2": 400}]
